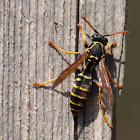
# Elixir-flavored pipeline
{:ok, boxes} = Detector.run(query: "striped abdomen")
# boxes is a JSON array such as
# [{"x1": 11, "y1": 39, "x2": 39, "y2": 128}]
[
  {"x1": 70, "y1": 72, "x2": 92, "y2": 116},
  {"x1": 70, "y1": 42, "x2": 104, "y2": 117}
]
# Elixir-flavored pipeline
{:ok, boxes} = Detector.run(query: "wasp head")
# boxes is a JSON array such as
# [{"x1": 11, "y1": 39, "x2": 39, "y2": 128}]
[{"x1": 91, "y1": 34, "x2": 108, "y2": 46}]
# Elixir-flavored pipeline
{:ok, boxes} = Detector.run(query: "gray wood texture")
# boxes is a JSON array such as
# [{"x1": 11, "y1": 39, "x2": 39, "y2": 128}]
[{"x1": 0, "y1": 0, "x2": 127, "y2": 139}]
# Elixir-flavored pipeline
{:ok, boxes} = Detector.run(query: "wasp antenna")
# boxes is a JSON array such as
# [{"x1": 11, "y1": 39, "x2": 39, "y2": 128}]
[
  {"x1": 77, "y1": 24, "x2": 88, "y2": 48},
  {"x1": 80, "y1": 16, "x2": 99, "y2": 34},
  {"x1": 104, "y1": 31, "x2": 129, "y2": 36}
]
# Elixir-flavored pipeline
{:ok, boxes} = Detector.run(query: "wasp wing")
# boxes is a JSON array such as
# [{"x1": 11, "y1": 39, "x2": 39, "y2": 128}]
[
  {"x1": 51, "y1": 49, "x2": 89, "y2": 89},
  {"x1": 95, "y1": 58, "x2": 113, "y2": 113}
]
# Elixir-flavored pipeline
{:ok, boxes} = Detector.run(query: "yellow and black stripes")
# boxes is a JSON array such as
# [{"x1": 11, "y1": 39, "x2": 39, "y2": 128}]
[
  {"x1": 70, "y1": 42, "x2": 105, "y2": 117},
  {"x1": 84, "y1": 42, "x2": 105, "y2": 71},
  {"x1": 70, "y1": 72, "x2": 92, "y2": 116}
]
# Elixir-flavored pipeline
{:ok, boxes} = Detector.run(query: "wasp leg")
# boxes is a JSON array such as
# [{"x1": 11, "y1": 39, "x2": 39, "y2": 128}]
[
  {"x1": 33, "y1": 78, "x2": 57, "y2": 86},
  {"x1": 105, "y1": 41, "x2": 116, "y2": 54},
  {"x1": 105, "y1": 41, "x2": 123, "y2": 88},
  {"x1": 105, "y1": 67, "x2": 123, "y2": 89},
  {"x1": 93, "y1": 80, "x2": 113, "y2": 128},
  {"x1": 49, "y1": 41, "x2": 81, "y2": 58}
]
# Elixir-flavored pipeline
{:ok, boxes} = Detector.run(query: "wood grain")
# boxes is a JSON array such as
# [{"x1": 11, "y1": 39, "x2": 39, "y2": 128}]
[{"x1": 0, "y1": 0, "x2": 127, "y2": 139}]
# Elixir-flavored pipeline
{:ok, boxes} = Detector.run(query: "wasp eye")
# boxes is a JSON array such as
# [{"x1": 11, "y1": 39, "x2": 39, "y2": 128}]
[{"x1": 94, "y1": 34, "x2": 97, "y2": 37}]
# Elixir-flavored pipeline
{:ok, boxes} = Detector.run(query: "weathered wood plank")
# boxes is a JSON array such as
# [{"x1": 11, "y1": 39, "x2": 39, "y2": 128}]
[
  {"x1": 0, "y1": 2, "x2": 3, "y2": 140},
  {"x1": 8, "y1": 1, "x2": 16, "y2": 140},
  {"x1": 20, "y1": 1, "x2": 30, "y2": 139},
  {"x1": 2, "y1": 1, "x2": 10, "y2": 139},
  {"x1": 13, "y1": 1, "x2": 22, "y2": 139},
  {"x1": 0, "y1": 0, "x2": 127, "y2": 139},
  {"x1": 78, "y1": 0, "x2": 127, "y2": 140},
  {"x1": 29, "y1": 0, "x2": 38, "y2": 139}
]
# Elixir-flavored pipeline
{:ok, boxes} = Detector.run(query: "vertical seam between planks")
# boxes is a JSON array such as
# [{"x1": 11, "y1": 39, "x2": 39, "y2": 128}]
[
  {"x1": 75, "y1": 0, "x2": 80, "y2": 60},
  {"x1": 74, "y1": 1, "x2": 80, "y2": 139}
]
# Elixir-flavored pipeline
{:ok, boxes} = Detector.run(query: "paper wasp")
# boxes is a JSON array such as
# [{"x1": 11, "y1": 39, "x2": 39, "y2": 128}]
[{"x1": 33, "y1": 17, "x2": 128, "y2": 128}]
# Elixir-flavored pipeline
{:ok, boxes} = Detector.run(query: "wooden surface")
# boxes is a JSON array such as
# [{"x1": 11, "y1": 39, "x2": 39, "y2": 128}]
[{"x1": 0, "y1": 0, "x2": 127, "y2": 139}]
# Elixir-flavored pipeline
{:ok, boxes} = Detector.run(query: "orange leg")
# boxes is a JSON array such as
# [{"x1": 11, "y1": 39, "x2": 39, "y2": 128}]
[
  {"x1": 33, "y1": 78, "x2": 57, "y2": 86},
  {"x1": 34, "y1": 40, "x2": 83, "y2": 87},
  {"x1": 49, "y1": 41, "x2": 81, "y2": 58},
  {"x1": 93, "y1": 80, "x2": 113, "y2": 128},
  {"x1": 105, "y1": 41, "x2": 123, "y2": 89},
  {"x1": 34, "y1": 24, "x2": 87, "y2": 87},
  {"x1": 105, "y1": 41, "x2": 116, "y2": 55},
  {"x1": 49, "y1": 24, "x2": 88, "y2": 56},
  {"x1": 105, "y1": 67, "x2": 123, "y2": 89}
]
